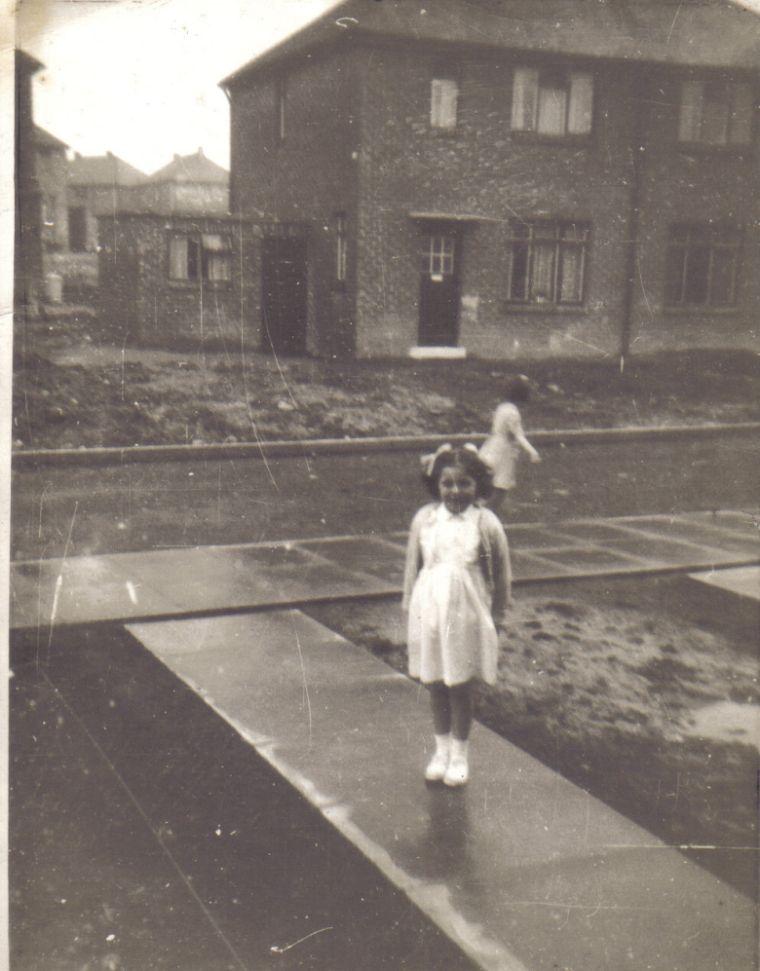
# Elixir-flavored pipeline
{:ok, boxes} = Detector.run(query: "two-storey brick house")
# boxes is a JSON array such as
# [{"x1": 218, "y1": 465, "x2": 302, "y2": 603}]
[{"x1": 222, "y1": 0, "x2": 760, "y2": 360}]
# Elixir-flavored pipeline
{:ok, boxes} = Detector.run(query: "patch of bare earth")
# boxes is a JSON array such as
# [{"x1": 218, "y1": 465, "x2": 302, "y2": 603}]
[
  {"x1": 306, "y1": 586, "x2": 758, "y2": 898},
  {"x1": 11, "y1": 320, "x2": 760, "y2": 448}
]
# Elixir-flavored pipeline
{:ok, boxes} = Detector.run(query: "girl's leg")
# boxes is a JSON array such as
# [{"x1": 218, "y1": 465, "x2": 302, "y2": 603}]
[
  {"x1": 429, "y1": 682, "x2": 451, "y2": 735},
  {"x1": 445, "y1": 681, "x2": 473, "y2": 787},
  {"x1": 425, "y1": 683, "x2": 451, "y2": 782},
  {"x1": 449, "y1": 681, "x2": 473, "y2": 741}
]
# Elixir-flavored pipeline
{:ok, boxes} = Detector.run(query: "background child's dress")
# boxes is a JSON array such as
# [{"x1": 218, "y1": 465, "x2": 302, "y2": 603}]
[
  {"x1": 403, "y1": 503, "x2": 511, "y2": 686},
  {"x1": 479, "y1": 401, "x2": 535, "y2": 490}
]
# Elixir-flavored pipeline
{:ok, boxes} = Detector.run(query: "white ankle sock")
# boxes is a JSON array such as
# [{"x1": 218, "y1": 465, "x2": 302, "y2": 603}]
[
  {"x1": 434, "y1": 733, "x2": 451, "y2": 757},
  {"x1": 450, "y1": 737, "x2": 468, "y2": 760}
]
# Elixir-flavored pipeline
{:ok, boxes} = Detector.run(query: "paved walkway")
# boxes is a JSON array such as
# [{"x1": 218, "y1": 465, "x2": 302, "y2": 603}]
[
  {"x1": 10, "y1": 509, "x2": 759, "y2": 630},
  {"x1": 10, "y1": 509, "x2": 758, "y2": 970}
]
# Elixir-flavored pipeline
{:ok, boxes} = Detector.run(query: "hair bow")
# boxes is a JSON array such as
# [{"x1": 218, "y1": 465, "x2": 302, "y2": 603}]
[{"x1": 420, "y1": 442, "x2": 452, "y2": 477}]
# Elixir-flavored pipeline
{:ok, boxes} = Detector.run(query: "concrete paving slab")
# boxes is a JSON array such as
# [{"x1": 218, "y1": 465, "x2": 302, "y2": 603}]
[
  {"x1": 509, "y1": 551, "x2": 573, "y2": 580},
  {"x1": 614, "y1": 516, "x2": 760, "y2": 557},
  {"x1": 296, "y1": 536, "x2": 406, "y2": 584},
  {"x1": 128, "y1": 611, "x2": 756, "y2": 971},
  {"x1": 532, "y1": 547, "x2": 647, "y2": 572},
  {"x1": 9, "y1": 556, "x2": 169, "y2": 628},
  {"x1": 689, "y1": 565, "x2": 760, "y2": 601},
  {"x1": 599, "y1": 533, "x2": 740, "y2": 567},
  {"x1": 685, "y1": 510, "x2": 759, "y2": 536},
  {"x1": 501, "y1": 526, "x2": 579, "y2": 549}
]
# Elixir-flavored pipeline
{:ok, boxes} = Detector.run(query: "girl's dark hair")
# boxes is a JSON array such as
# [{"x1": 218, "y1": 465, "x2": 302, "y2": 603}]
[
  {"x1": 423, "y1": 445, "x2": 494, "y2": 500},
  {"x1": 504, "y1": 374, "x2": 531, "y2": 404}
]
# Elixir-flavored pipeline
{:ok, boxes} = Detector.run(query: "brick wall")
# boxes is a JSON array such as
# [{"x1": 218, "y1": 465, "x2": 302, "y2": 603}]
[
  {"x1": 230, "y1": 48, "x2": 360, "y2": 356},
  {"x1": 97, "y1": 214, "x2": 259, "y2": 349},
  {"x1": 230, "y1": 40, "x2": 759, "y2": 360},
  {"x1": 630, "y1": 67, "x2": 760, "y2": 354}
]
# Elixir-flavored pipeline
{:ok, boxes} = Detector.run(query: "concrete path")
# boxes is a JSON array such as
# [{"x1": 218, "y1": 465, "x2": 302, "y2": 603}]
[
  {"x1": 10, "y1": 510, "x2": 759, "y2": 631},
  {"x1": 12, "y1": 509, "x2": 758, "y2": 969},
  {"x1": 127, "y1": 609, "x2": 756, "y2": 971}
]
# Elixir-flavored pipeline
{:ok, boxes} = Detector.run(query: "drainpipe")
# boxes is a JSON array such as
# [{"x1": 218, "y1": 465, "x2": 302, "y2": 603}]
[{"x1": 619, "y1": 74, "x2": 645, "y2": 371}]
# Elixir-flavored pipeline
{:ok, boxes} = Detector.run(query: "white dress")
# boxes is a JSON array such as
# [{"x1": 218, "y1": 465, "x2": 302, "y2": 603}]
[
  {"x1": 406, "y1": 504, "x2": 499, "y2": 686},
  {"x1": 479, "y1": 401, "x2": 527, "y2": 490}
]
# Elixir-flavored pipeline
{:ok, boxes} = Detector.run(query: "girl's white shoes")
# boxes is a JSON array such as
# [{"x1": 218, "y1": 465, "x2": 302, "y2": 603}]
[
  {"x1": 425, "y1": 734, "x2": 450, "y2": 782},
  {"x1": 444, "y1": 737, "x2": 469, "y2": 787},
  {"x1": 425, "y1": 735, "x2": 469, "y2": 786}
]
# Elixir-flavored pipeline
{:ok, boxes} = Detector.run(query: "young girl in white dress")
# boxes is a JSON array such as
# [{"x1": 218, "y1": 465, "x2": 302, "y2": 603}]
[
  {"x1": 403, "y1": 444, "x2": 512, "y2": 787},
  {"x1": 479, "y1": 375, "x2": 541, "y2": 514}
]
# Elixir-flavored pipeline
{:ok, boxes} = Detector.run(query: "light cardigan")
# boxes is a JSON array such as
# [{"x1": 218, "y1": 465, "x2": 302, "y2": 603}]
[{"x1": 402, "y1": 503, "x2": 513, "y2": 629}]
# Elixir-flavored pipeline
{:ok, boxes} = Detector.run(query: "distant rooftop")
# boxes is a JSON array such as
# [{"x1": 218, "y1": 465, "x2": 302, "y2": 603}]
[
  {"x1": 68, "y1": 152, "x2": 148, "y2": 187},
  {"x1": 148, "y1": 149, "x2": 228, "y2": 185},
  {"x1": 34, "y1": 125, "x2": 68, "y2": 152},
  {"x1": 222, "y1": 0, "x2": 760, "y2": 85}
]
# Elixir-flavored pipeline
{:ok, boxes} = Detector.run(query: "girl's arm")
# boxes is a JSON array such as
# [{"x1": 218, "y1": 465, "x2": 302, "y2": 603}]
[
  {"x1": 401, "y1": 509, "x2": 426, "y2": 609},
  {"x1": 483, "y1": 510, "x2": 512, "y2": 628},
  {"x1": 511, "y1": 410, "x2": 541, "y2": 462}
]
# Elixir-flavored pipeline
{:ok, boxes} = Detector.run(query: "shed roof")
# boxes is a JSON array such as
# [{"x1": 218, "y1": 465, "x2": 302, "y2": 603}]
[
  {"x1": 222, "y1": 0, "x2": 760, "y2": 85},
  {"x1": 68, "y1": 152, "x2": 148, "y2": 187},
  {"x1": 147, "y1": 149, "x2": 228, "y2": 185}
]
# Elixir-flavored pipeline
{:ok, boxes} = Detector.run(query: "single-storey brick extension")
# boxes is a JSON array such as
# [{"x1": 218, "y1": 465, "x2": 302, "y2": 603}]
[{"x1": 222, "y1": 0, "x2": 760, "y2": 360}]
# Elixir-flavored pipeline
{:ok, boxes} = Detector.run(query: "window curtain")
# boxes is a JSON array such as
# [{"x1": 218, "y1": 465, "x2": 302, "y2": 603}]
[
  {"x1": 169, "y1": 236, "x2": 188, "y2": 279},
  {"x1": 568, "y1": 73, "x2": 594, "y2": 134},
  {"x1": 512, "y1": 68, "x2": 538, "y2": 131}
]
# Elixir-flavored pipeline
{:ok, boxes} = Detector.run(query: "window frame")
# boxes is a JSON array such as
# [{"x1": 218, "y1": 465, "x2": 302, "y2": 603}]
[
  {"x1": 677, "y1": 76, "x2": 756, "y2": 148},
  {"x1": 168, "y1": 231, "x2": 233, "y2": 285},
  {"x1": 430, "y1": 76, "x2": 459, "y2": 130},
  {"x1": 511, "y1": 65, "x2": 595, "y2": 139},
  {"x1": 664, "y1": 223, "x2": 741, "y2": 309},
  {"x1": 506, "y1": 219, "x2": 590, "y2": 307}
]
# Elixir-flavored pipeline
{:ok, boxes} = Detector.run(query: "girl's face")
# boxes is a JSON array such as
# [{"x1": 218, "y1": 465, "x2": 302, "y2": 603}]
[{"x1": 438, "y1": 464, "x2": 478, "y2": 514}]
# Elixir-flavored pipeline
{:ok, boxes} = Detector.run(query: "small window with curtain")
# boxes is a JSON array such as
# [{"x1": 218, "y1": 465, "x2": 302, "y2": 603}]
[
  {"x1": 678, "y1": 78, "x2": 754, "y2": 146},
  {"x1": 430, "y1": 77, "x2": 459, "y2": 129},
  {"x1": 665, "y1": 224, "x2": 740, "y2": 307},
  {"x1": 168, "y1": 232, "x2": 231, "y2": 283},
  {"x1": 507, "y1": 220, "x2": 589, "y2": 305},
  {"x1": 511, "y1": 67, "x2": 594, "y2": 137}
]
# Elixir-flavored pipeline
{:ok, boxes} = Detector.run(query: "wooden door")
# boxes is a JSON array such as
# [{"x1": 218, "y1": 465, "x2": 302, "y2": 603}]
[
  {"x1": 418, "y1": 231, "x2": 460, "y2": 346},
  {"x1": 261, "y1": 236, "x2": 308, "y2": 355}
]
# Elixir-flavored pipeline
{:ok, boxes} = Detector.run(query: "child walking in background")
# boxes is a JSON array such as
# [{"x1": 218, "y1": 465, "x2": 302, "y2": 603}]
[
  {"x1": 403, "y1": 444, "x2": 512, "y2": 787},
  {"x1": 479, "y1": 375, "x2": 541, "y2": 515}
]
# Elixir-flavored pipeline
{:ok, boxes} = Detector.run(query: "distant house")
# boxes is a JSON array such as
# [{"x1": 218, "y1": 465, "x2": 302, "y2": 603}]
[
  {"x1": 35, "y1": 125, "x2": 69, "y2": 252},
  {"x1": 222, "y1": 0, "x2": 760, "y2": 360},
  {"x1": 15, "y1": 49, "x2": 44, "y2": 314},
  {"x1": 135, "y1": 149, "x2": 229, "y2": 215},
  {"x1": 67, "y1": 152, "x2": 148, "y2": 251}
]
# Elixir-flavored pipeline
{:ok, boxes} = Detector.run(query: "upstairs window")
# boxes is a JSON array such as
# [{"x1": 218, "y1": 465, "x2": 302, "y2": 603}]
[
  {"x1": 678, "y1": 79, "x2": 754, "y2": 146},
  {"x1": 169, "y1": 233, "x2": 232, "y2": 282},
  {"x1": 508, "y1": 221, "x2": 589, "y2": 305},
  {"x1": 665, "y1": 224, "x2": 740, "y2": 307},
  {"x1": 430, "y1": 77, "x2": 459, "y2": 129},
  {"x1": 511, "y1": 67, "x2": 593, "y2": 136}
]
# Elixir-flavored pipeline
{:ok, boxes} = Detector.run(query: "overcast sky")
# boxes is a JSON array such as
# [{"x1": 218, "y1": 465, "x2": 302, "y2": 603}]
[
  {"x1": 17, "y1": 0, "x2": 338, "y2": 174},
  {"x1": 15, "y1": 0, "x2": 760, "y2": 177}
]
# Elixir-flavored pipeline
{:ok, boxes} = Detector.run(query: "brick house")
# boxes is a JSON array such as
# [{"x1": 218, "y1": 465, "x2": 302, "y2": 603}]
[
  {"x1": 15, "y1": 49, "x2": 44, "y2": 315},
  {"x1": 222, "y1": 0, "x2": 760, "y2": 360},
  {"x1": 67, "y1": 152, "x2": 148, "y2": 252},
  {"x1": 35, "y1": 126, "x2": 69, "y2": 253},
  {"x1": 131, "y1": 149, "x2": 229, "y2": 215}
]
